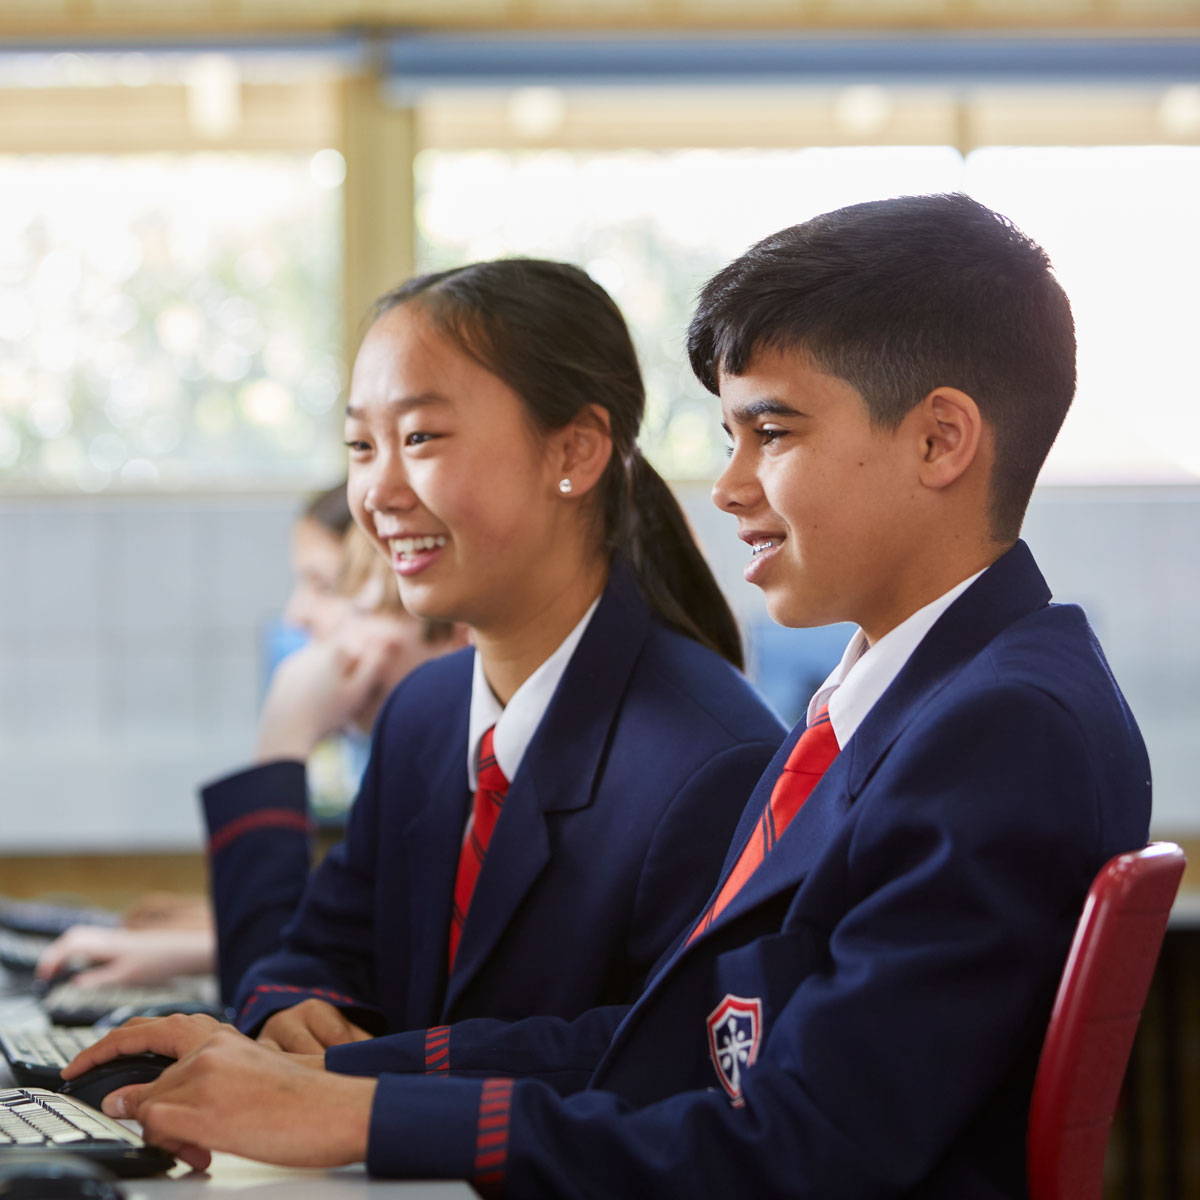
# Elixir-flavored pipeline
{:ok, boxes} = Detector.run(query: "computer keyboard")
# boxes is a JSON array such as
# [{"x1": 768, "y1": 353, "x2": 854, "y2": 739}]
[
  {"x1": 0, "y1": 930, "x2": 52, "y2": 975},
  {"x1": 40, "y1": 982, "x2": 215, "y2": 1027},
  {"x1": 0, "y1": 1027, "x2": 98, "y2": 1089},
  {"x1": 0, "y1": 1086, "x2": 174, "y2": 1176},
  {"x1": 0, "y1": 897, "x2": 120, "y2": 939}
]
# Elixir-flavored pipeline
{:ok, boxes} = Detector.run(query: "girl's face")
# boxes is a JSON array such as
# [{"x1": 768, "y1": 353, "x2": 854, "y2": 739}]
[{"x1": 344, "y1": 305, "x2": 587, "y2": 639}]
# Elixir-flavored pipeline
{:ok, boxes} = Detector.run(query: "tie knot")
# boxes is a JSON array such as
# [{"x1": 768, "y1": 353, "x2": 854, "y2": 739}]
[
  {"x1": 476, "y1": 725, "x2": 509, "y2": 794},
  {"x1": 782, "y1": 704, "x2": 839, "y2": 775}
]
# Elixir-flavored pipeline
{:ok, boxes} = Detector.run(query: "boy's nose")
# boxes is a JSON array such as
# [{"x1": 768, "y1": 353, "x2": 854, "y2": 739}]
[{"x1": 712, "y1": 453, "x2": 756, "y2": 514}]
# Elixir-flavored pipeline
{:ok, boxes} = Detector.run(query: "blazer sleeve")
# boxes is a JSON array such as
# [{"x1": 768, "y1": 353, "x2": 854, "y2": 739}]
[
  {"x1": 201, "y1": 760, "x2": 314, "y2": 1007},
  {"x1": 232, "y1": 736, "x2": 391, "y2": 1037},
  {"x1": 327, "y1": 1006, "x2": 630, "y2": 1097},
  {"x1": 358, "y1": 683, "x2": 1133, "y2": 1197}
]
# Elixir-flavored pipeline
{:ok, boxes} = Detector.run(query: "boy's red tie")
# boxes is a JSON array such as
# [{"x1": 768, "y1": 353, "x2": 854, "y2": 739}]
[
  {"x1": 689, "y1": 705, "x2": 840, "y2": 944},
  {"x1": 448, "y1": 725, "x2": 509, "y2": 972}
]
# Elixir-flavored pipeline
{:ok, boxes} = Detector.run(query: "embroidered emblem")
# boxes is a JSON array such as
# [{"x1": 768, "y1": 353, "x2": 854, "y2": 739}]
[{"x1": 706, "y1": 994, "x2": 762, "y2": 1105}]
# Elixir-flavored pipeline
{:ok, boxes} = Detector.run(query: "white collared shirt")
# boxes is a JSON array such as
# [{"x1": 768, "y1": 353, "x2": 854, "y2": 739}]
[
  {"x1": 806, "y1": 569, "x2": 986, "y2": 749},
  {"x1": 467, "y1": 595, "x2": 602, "y2": 790}
]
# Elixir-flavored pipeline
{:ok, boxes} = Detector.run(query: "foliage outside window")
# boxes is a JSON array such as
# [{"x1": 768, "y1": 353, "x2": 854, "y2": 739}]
[
  {"x1": 416, "y1": 144, "x2": 1200, "y2": 486},
  {"x1": 0, "y1": 152, "x2": 344, "y2": 491}
]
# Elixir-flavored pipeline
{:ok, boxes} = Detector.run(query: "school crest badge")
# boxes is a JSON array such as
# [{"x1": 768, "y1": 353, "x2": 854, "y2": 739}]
[{"x1": 706, "y1": 994, "x2": 762, "y2": 1105}]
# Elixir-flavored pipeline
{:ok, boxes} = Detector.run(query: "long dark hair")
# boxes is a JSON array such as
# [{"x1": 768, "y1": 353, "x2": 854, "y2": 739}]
[{"x1": 370, "y1": 258, "x2": 744, "y2": 670}]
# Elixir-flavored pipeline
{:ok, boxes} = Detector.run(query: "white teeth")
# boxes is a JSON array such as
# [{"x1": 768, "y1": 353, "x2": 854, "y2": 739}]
[
  {"x1": 388, "y1": 535, "x2": 447, "y2": 558},
  {"x1": 751, "y1": 540, "x2": 777, "y2": 558}
]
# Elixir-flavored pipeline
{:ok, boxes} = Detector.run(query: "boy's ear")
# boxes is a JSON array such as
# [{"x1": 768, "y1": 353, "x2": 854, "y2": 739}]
[
  {"x1": 915, "y1": 387, "x2": 985, "y2": 490},
  {"x1": 554, "y1": 404, "x2": 614, "y2": 497}
]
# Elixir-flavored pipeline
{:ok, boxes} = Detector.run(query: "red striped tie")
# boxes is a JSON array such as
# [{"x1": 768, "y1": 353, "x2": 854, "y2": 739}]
[
  {"x1": 688, "y1": 705, "x2": 839, "y2": 944},
  {"x1": 449, "y1": 725, "x2": 509, "y2": 973}
]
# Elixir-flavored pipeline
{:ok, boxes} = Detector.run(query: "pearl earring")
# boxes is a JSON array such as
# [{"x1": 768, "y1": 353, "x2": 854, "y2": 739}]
[{"x1": 558, "y1": 478, "x2": 573, "y2": 495}]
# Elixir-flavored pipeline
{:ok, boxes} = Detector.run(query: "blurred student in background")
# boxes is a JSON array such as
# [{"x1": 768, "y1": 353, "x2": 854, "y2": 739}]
[
  {"x1": 36, "y1": 516, "x2": 463, "y2": 1001},
  {"x1": 281, "y1": 481, "x2": 357, "y2": 641},
  {"x1": 205, "y1": 525, "x2": 467, "y2": 1003}
]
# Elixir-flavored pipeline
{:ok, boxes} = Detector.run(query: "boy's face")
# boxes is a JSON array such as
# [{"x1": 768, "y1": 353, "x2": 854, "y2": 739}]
[{"x1": 714, "y1": 346, "x2": 920, "y2": 642}]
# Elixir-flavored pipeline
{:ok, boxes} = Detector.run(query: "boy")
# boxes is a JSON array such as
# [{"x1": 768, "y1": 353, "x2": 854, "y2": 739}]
[{"x1": 68, "y1": 193, "x2": 1150, "y2": 1198}]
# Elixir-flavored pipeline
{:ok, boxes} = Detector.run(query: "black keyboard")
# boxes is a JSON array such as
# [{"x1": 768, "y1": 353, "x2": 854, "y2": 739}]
[
  {"x1": 0, "y1": 930, "x2": 52, "y2": 975},
  {"x1": 41, "y1": 983, "x2": 213, "y2": 1027},
  {"x1": 0, "y1": 1027, "x2": 98, "y2": 1089},
  {"x1": 0, "y1": 1086, "x2": 174, "y2": 1176},
  {"x1": 0, "y1": 897, "x2": 120, "y2": 939}
]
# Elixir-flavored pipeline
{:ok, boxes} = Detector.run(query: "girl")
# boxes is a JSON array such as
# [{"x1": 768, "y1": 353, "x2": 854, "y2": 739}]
[{"x1": 213, "y1": 259, "x2": 783, "y2": 1054}]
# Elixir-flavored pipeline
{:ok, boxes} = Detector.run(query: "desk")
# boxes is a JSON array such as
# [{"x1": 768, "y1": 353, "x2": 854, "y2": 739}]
[{"x1": 124, "y1": 1159, "x2": 474, "y2": 1198}]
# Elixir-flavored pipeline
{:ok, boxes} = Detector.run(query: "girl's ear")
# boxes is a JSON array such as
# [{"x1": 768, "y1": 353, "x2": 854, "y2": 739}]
[{"x1": 554, "y1": 404, "x2": 613, "y2": 498}]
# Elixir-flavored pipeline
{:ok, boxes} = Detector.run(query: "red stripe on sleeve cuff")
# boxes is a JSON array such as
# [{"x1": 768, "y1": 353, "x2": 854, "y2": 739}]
[
  {"x1": 473, "y1": 1078, "x2": 514, "y2": 1195},
  {"x1": 208, "y1": 807, "x2": 314, "y2": 855},
  {"x1": 425, "y1": 1026, "x2": 451, "y2": 1075}
]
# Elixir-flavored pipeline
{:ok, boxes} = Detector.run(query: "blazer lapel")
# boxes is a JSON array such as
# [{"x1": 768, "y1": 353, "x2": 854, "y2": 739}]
[
  {"x1": 840, "y1": 538, "x2": 1051, "y2": 801},
  {"x1": 442, "y1": 559, "x2": 653, "y2": 1014},
  {"x1": 704, "y1": 758, "x2": 854, "y2": 936},
  {"x1": 683, "y1": 540, "x2": 1052, "y2": 946},
  {"x1": 399, "y1": 689, "x2": 473, "y2": 1024}
]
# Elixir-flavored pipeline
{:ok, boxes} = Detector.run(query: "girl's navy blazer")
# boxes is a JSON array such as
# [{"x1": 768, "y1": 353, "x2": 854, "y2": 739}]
[{"x1": 207, "y1": 559, "x2": 785, "y2": 1035}]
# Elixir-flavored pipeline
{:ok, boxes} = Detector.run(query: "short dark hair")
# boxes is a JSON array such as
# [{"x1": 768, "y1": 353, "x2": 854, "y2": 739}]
[
  {"x1": 370, "y1": 258, "x2": 745, "y2": 669},
  {"x1": 687, "y1": 193, "x2": 1076, "y2": 541}
]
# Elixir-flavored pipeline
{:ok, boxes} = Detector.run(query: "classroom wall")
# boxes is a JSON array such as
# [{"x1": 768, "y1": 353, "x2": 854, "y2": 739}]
[
  {"x1": 0, "y1": 495, "x2": 294, "y2": 850},
  {"x1": 0, "y1": 483, "x2": 1194, "y2": 852}
]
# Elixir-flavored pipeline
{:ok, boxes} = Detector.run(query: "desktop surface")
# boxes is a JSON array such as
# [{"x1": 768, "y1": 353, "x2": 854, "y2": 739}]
[{"x1": 123, "y1": 1157, "x2": 475, "y2": 1198}]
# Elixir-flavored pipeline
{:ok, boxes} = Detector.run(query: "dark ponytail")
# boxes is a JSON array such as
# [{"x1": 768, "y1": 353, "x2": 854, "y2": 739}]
[
  {"x1": 620, "y1": 453, "x2": 744, "y2": 669},
  {"x1": 370, "y1": 258, "x2": 744, "y2": 671}
]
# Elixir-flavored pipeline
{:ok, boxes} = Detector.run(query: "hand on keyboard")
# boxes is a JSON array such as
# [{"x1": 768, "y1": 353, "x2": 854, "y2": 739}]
[
  {"x1": 61, "y1": 1014, "x2": 373, "y2": 1171},
  {"x1": 36, "y1": 927, "x2": 214, "y2": 989}
]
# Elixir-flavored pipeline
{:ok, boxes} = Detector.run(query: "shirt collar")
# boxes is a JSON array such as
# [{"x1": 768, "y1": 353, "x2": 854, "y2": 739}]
[
  {"x1": 467, "y1": 595, "x2": 603, "y2": 790},
  {"x1": 807, "y1": 568, "x2": 986, "y2": 749}
]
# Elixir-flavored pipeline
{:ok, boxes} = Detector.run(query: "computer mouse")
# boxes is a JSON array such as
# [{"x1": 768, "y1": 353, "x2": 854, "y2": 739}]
[
  {"x1": 92, "y1": 1000, "x2": 230, "y2": 1032},
  {"x1": 57, "y1": 1054, "x2": 175, "y2": 1111},
  {"x1": 0, "y1": 1150, "x2": 123, "y2": 1199}
]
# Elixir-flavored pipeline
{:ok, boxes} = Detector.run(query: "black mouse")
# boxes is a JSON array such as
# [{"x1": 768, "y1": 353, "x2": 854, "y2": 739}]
[
  {"x1": 58, "y1": 1054, "x2": 175, "y2": 1111},
  {"x1": 0, "y1": 1150, "x2": 122, "y2": 1199}
]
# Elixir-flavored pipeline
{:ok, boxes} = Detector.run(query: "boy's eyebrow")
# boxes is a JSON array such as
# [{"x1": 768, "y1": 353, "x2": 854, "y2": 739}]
[
  {"x1": 345, "y1": 392, "x2": 449, "y2": 420},
  {"x1": 721, "y1": 396, "x2": 807, "y2": 434}
]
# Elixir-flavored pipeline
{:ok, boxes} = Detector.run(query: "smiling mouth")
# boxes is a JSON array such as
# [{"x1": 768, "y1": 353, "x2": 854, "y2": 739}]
[{"x1": 388, "y1": 535, "x2": 447, "y2": 559}]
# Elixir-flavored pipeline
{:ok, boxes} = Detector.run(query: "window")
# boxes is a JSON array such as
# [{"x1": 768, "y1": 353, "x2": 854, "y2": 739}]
[
  {"x1": 416, "y1": 145, "x2": 963, "y2": 480},
  {"x1": 0, "y1": 151, "x2": 344, "y2": 491},
  {"x1": 416, "y1": 142, "x2": 1200, "y2": 486}
]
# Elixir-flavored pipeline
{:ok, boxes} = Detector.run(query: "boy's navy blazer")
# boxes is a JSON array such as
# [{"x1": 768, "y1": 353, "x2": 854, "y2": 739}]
[
  {"x1": 358, "y1": 542, "x2": 1152, "y2": 1198},
  {"x1": 211, "y1": 559, "x2": 784, "y2": 1036}
]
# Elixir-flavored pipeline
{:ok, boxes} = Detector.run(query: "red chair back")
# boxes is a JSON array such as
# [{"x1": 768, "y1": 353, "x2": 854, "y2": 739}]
[{"x1": 1027, "y1": 841, "x2": 1186, "y2": 1200}]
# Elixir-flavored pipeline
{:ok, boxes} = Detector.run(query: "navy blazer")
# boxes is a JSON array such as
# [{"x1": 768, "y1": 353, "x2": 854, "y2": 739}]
[
  {"x1": 360, "y1": 542, "x2": 1152, "y2": 1198},
  {"x1": 218, "y1": 561, "x2": 784, "y2": 1036},
  {"x1": 203, "y1": 757, "x2": 313, "y2": 1006}
]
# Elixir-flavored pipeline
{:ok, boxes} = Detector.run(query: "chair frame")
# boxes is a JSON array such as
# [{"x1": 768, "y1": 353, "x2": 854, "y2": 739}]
[{"x1": 1027, "y1": 840, "x2": 1187, "y2": 1200}]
